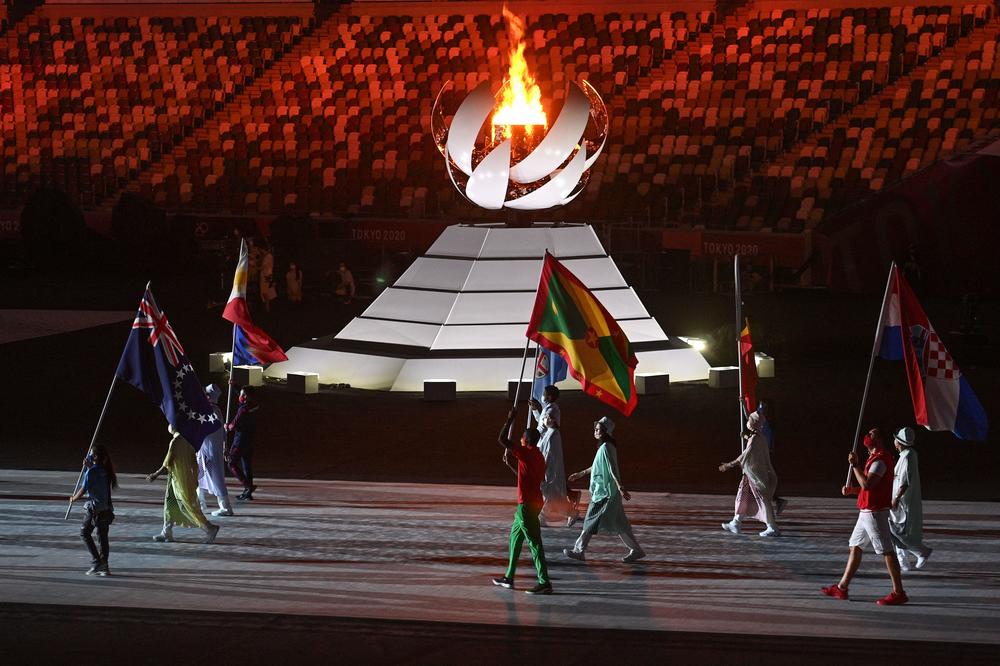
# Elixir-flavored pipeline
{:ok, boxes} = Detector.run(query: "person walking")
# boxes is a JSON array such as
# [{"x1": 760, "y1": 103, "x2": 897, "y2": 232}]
[
  {"x1": 259, "y1": 243, "x2": 277, "y2": 312},
  {"x1": 147, "y1": 425, "x2": 220, "y2": 544},
  {"x1": 336, "y1": 262, "x2": 355, "y2": 304},
  {"x1": 757, "y1": 401, "x2": 788, "y2": 516},
  {"x1": 719, "y1": 411, "x2": 780, "y2": 537},
  {"x1": 492, "y1": 408, "x2": 553, "y2": 595},
  {"x1": 821, "y1": 428, "x2": 908, "y2": 606},
  {"x1": 226, "y1": 386, "x2": 260, "y2": 501},
  {"x1": 564, "y1": 417, "x2": 646, "y2": 563},
  {"x1": 285, "y1": 262, "x2": 304, "y2": 304},
  {"x1": 69, "y1": 444, "x2": 118, "y2": 576},
  {"x1": 197, "y1": 384, "x2": 233, "y2": 517},
  {"x1": 528, "y1": 386, "x2": 579, "y2": 526},
  {"x1": 890, "y1": 427, "x2": 932, "y2": 571}
]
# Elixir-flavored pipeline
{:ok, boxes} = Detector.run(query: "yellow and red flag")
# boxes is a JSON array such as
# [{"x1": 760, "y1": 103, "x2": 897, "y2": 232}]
[
  {"x1": 526, "y1": 252, "x2": 638, "y2": 416},
  {"x1": 739, "y1": 318, "x2": 758, "y2": 414}
]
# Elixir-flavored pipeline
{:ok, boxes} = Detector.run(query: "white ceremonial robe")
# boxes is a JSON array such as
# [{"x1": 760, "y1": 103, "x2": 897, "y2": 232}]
[
  {"x1": 532, "y1": 402, "x2": 570, "y2": 518},
  {"x1": 197, "y1": 406, "x2": 230, "y2": 505},
  {"x1": 733, "y1": 433, "x2": 778, "y2": 525},
  {"x1": 890, "y1": 448, "x2": 929, "y2": 555}
]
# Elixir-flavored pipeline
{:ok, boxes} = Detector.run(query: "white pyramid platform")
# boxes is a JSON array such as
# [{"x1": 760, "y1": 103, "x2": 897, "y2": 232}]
[{"x1": 265, "y1": 223, "x2": 709, "y2": 391}]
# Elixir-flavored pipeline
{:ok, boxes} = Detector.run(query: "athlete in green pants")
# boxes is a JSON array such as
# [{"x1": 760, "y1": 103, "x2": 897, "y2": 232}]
[{"x1": 492, "y1": 409, "x2": 551, "y2": 594}]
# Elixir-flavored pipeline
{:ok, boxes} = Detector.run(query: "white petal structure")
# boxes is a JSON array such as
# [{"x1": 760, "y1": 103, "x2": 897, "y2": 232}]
[{"x1": 432, "y1": 80, "x2": 608, "y2": 211}]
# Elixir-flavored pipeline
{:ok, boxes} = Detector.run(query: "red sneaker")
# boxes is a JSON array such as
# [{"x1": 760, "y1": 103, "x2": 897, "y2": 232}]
[
  {"x1": 821, "y1": 584, "x2": 849, "y2": 600},
  {"x1": 876, "y1": 591, "x2": 909, "y2": 606}
]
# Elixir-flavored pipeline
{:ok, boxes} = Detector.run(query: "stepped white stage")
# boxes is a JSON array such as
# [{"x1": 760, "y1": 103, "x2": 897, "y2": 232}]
[{"x1": 266, "y1": 223, "x2": 709, "y2": 390}]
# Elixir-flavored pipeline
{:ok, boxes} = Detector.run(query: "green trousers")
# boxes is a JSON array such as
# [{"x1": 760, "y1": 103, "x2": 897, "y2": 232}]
[{"x1": 505, "y1": 503, "x2": 549, "y2": 584}]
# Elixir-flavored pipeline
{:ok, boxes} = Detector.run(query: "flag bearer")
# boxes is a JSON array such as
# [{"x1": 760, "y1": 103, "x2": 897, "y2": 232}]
[
  {"x1": 69, "y1": 445, "x2": 118, "y2": 576},
  {"x1": 821, "y1": 428, "x2": 908, "y2": 606},
  {"x1": 719, "y1": 411, "x2": 780, "y2": 537},
  {"x1": 492, "y1": 408, "x2": 553, "y2": 595}
]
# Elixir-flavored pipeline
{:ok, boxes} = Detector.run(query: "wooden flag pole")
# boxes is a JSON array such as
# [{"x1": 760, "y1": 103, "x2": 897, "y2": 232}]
[
  {"x1": 845, "y1": 262, "x2": 897, "y2": 488},
  {"x1": 64, "y1": 375, "x2": 119, "y2": 520},
  {"x1": 734, "y1": 254, "x2": 746, "y2": 453},
  {"x1": 65, "y1": 280, "x2": 150, "y2": 520}
]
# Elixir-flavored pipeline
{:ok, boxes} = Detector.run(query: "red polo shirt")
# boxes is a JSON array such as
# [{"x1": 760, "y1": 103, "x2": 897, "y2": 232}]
[{"x1": 510, "y1": 445, "x2": 545, "y2": 510}]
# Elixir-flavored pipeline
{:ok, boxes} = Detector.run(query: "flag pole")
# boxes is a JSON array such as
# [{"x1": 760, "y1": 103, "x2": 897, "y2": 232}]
[
  {"x1": 845, "y1": 261, "x2": 896, "y2": 488},
  {"x1": 224, "y1": 323, "x2": 237, "y2": 436},
  {"x1": 735, "y1": 254, "x2": 746, "y2": 453},
  {"x1": 65, "y1": 279, "x2": 150, "y2": 520},
  {"x1": 64, "y1": 375, "x2": 118, "y2": 520},
  {"x1": 514, "y1": 250, "x2": 548, "y2": 437},
  {"x1": 223, "y1": 238, "x2": 245, "y2": 448},
  {"x1": 510, "y1": 337, "x2": 533, "y2": 439},
  {"x1": 526, "y1": 343, "x2": 541, "y2": 429}
]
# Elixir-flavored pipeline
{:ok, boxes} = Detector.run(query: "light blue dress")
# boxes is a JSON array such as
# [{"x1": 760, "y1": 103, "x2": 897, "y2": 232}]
[{"x1": 581, "y1": 442, "x2": 631, "y2": 534}]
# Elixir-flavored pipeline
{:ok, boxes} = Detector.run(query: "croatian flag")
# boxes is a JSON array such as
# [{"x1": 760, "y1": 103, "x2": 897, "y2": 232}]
[
  {"x1": 116, "y1": 285, "x2": 222, "y2": 445},
  {"x1": 877, "y1": 265, "x2": 988, "y2": 440},
  {"x1": 532, "y1": 348, "x2": 568, "y2": 402},
  {"x1": 222, "y1": 239, "x2": 288, "y2": 366}
]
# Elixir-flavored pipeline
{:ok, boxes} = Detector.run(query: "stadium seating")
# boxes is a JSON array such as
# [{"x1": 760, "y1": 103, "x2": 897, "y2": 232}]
[
  {"x1": 0, "y1": 14, "x2": 307, "y2": 206},
  {"x1": 1, "y1": 4, "x2": 998, "y2": 232}
]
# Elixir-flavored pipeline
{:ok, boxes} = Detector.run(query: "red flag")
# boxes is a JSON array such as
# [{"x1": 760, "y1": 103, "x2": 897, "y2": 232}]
[{"x1": 739, "y1": 319, "x2": 758, "y2": 414}]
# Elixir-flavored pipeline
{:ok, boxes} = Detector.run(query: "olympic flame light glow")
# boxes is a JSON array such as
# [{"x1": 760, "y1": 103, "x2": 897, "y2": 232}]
[
  {"x1": 430, "y1": 5, "x2": 609, "y2": 210},
  {"x1": 491, "y1": 5, "x2": 547, "y2": 139}
]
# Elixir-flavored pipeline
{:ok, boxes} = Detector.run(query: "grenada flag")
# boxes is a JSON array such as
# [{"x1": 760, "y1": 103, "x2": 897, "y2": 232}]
[
  {"x1": 526, "y1": 251, "x2": 638, "y2": 416},
  {"x1": 222, "y1": 239, "x2": 288, "y2": 366}
]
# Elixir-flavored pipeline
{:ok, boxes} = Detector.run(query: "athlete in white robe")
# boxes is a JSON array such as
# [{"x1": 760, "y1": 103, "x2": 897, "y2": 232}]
[
  {"x1": 889, "y1": 427, "x2": 931, "y2": 569},
  {"x1": 719, "y1": 412, "x2": 779, "y2": 537},
  {"x1": 197, "y1": 384, "x2": 233, "y2": 516},
  {"x1": 530, "y1": 387, "x2": 578, "y2": 524}
]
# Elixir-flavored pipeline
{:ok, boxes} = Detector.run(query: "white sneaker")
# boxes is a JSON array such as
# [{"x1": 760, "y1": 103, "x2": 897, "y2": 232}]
[
  {"x1": 153, "y1": 530, "x2": 173, "y2": 543},
  {"x1": 758, "y1": 526, "x2": 780, "y2": 537},
  {"x1": 211, "y1": 508, "x2": 234, "y2": 517},
  {"x1": 722, "y1": 520, "x2": 741, "y2": 534},
  {"x1": 915, "y1": 548, "x2": 932, "y2": 569},
  {"x1": 622, "y1": 548, "x2": 646, "y2": 563},
  {"x1": 896, "y1": 549, "x2": 911, "y2": 571},
  {"x1": 203, "y1": 523, "x2": 220, "y2": 544}
]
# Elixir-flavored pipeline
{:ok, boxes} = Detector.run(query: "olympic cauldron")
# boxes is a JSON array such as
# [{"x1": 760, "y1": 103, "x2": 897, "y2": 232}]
[{"x1": 431, "y1": 79, "x2": 609, "y2": 211}]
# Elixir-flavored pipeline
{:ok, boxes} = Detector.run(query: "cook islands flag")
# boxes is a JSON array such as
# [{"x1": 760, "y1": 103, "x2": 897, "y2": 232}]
[
  {"x1": 527, "y1": 251, "x2": 638, "y2": 416},
  {"x1": 116, "y1": 284, "x2": 222, "y2": 445},
  {"x1": 532, "y1": 348, "x2": 569, "y2": 403},
  {"x1": 877, "y1": 264, "x2": 988, "y2": 440},
  {"x1": 222, "y1": 239, "x2": 288, "y2": 366}
]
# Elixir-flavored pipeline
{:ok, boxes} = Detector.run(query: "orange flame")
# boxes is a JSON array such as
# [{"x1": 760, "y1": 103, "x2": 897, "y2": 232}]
[{"x1": 492, "y1": 4, "x2": 547, "y2": 137}]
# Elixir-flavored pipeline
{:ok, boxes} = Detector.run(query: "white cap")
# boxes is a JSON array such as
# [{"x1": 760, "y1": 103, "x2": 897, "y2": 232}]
[
  {"x1": 204, "y1": 384, "x2": 221, "y2": 405},
  {"x1": 894, "y1": 427, "x2": 916, "y2": 447},
  {"x1": 595, "y1": 416, "x2": 615, "y2": 435}
]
